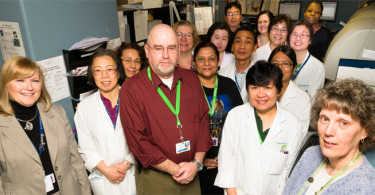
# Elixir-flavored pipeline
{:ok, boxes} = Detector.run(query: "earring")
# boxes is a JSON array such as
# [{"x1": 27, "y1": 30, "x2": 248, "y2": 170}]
[{"x1": 361, "y1": 139, "x2": 365, "y2": 144}]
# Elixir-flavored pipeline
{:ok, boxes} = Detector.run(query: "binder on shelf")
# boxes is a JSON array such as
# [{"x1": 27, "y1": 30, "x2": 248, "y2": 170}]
[
  {"x1": 67, "y1": 76, "x2": 93, "y2": 99},
  {"x1": 62, "y1": 43, "x2": 106, "y2": 101},
  {"x1": 62, "y1": 43, "x2": 107, "y2": 71}
]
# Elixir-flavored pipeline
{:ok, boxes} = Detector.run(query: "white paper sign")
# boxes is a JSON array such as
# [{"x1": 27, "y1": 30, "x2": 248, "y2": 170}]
[
  {"x1": 0, "y1": 21, "x2": 26, "y2": 61},
  {"x1": 37, "y1": 56, "x2": 70, "y2": 102},
  {"x1": 134, "y1": 10, "x2": 148, "y2": 42},
  {"x1": 194, "y1": 7, "x2": 213, "y2": 35}
]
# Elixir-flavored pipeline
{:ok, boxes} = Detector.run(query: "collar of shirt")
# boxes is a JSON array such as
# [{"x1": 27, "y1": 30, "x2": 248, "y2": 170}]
[
  {"x1": 235, "y1": 63, "x2": 252, "y2": 75},
  {"x1": 149, "y1": 66, "x2": 184, "y2": 91},
  {"x1": 100, "y1": 93, "x2": 118, "y2": 127}
]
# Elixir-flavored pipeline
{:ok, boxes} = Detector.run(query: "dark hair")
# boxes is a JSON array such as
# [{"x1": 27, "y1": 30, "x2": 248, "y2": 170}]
[
  {"x1": 246, "y1": 61, "x2": 283, "y2": 93},
  {"x1": 256, "y1": 10, "x2": 274, "y2": 32},
  {"x1": 116, "y1": 42, "x2": 148, "y2": 71},
  {"x1": 87, "y1": 49, "x2": 125, "y2": 89},
  {"x1": 193, "y1": 42, "x2": 219, "y2": 63},
  {"x1": 305, "y1": 0, "x2": 324, "y2": 16},
  {"x1": 233, "y1": 25, "x2": 256, "y2": 45},
  {"x1": 206, "y1": 22, "x2": 232, "y2": 53},
  {"x1": 268, "y1": 45, "x2": 297, "y2": 69},
  {"x1": 288, "y1": 20, "x2": 314, "y2": 43},
  {"x1": 268, "y1": 14, "x2": 292, "y2": 35},
  {"x1": 225, "y1": 1, "x2": 242, "y2": 15}
]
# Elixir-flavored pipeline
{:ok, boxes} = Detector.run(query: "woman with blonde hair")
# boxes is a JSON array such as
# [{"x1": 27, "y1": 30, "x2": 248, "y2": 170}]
[
  {"x1": 284, "y1": 79, "x2": 375, "y2": 194},
  {"x1": 0, "y1": 56, "x2": 90, "y2": 194},
  {"x1": 172, "y1": 20, "x2": 201, "y2": 70}
]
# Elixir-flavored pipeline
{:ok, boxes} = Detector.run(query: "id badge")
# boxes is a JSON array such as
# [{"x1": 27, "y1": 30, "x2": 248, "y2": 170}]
[
  {"x1": 212, "y1": 138, "x2": 218, "y2": 146},
  {"x1": 176, "y1": 140, "x2": 190, "y2": 154},
  {"x1": 44, "y1": 173, "x2": 55, "y2": 192}
]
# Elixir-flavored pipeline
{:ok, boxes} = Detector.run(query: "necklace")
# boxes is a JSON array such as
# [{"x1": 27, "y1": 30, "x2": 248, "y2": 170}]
[
  {"x1": 313, "y1": 23, "x2": 321, "y2": 34},
  {"x1": 16, "y1": 110, "x2": 38, "y2": 130},
  {"x1": 298, "y1": 152, "x2": 362, "y2": 195}
]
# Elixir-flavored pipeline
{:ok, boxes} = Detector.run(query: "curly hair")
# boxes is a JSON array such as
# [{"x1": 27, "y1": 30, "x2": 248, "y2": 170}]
[{"x1": 311, "y1": 79, "x2": 375, "y2": 152}]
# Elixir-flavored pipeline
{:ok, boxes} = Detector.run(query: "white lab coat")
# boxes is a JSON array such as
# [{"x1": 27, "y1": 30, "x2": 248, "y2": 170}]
[
  {"x1": 74, "y1": 90, "x2": 136, "y2": 195},
  {"x1": 293, "y1": 51, "x2": 325, "y2": 100},
  {"x1": 218, "y1": 61, "x2": 254, "y2": 103},
  {"x1": 214, "y1": 103, "x2": 302, "y2": 195},
  {"x1": 279, "y1": 81, "x2": 311, "y2": 139},
  {"x1": 221, "y1": 52, "x2": 235, "y2": 69},
  {"x1": 252, "y1": 42, "x2": 272, "y2": 63}
]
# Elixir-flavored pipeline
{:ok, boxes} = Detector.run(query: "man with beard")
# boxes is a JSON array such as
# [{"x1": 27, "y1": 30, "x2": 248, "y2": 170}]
[{"x1": 120, "y1": 24, "x2": 212, "y2": 194}]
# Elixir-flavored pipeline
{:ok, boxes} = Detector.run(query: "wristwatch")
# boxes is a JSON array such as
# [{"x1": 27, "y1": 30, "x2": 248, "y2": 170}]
[{"x1": 192, "y1": 159, "x2": 203, "y2": 171}]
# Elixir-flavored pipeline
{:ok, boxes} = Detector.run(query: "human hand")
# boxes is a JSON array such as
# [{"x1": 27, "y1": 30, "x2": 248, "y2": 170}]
[
  {"x1": 102, "y1": 165, "x2": 126, "y2": 183},
  {"x1": 115, "y1": 161, "x2": 130, "y2": 173},
  {"x1": 172, "y1": 162, "x2": 197, "y2": 184},
  {"x1": 203, "y1": 157, "x2": 218, "y2": 169}
]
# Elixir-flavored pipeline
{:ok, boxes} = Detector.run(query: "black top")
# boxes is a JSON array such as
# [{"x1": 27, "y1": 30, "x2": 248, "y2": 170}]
[
  {"x1": 11, "y1": 100, "x2": 59, "y2": 194},
  {"x1": 199, "y1": 75, "x2": 243, "y2": 194},
  {"x1": 309, "y1": 26, "x2": 332, "y2": 61},
  {"x1": 202, "y1": 75, "x2": 243, "y2": 158}
]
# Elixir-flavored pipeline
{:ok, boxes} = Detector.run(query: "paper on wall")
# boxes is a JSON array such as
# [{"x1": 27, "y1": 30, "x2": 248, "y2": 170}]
[
  {"x1": 0, "y1": 21, "x2": 26, "y2": 61},
  {"x1": 37, "y1": 56, "x2": 70, "y2": 102},
  {"x1": 194, "y1": 7, "x2": 213, "y2": 35},
  {"x1": 134, "y1": 10, "x2": 148, "y2": 42}
]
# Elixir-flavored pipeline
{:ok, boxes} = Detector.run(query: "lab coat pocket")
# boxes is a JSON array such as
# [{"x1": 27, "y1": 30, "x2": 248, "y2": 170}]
[
  {"x1": 264, "y1": 152, "x2": 288, "y2": 175},
  {"x1": 88, "y1": 173, "x2": 106, "y2": 195}
]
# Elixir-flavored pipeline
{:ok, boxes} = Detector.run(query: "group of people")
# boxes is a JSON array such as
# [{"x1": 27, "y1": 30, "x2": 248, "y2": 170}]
[{"x1": 0, "y1": 1, "x2": 374, "y2": 195}]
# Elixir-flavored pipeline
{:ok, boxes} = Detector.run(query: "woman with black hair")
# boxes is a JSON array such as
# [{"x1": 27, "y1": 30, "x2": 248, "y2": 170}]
[
  {"x1": 206, "y1": 22, "x2": 235, "y2": 69},
  {"x1": 75, "y1": 49, "x2": 136, "y2": 194},
  {"x1": 254, "y1": 10, "x2": 274, "y2": 51},
  {"x1": 304, "y1": 0, "x2": 333, "y2": 61},
  {"x1": 215, "y1": 61, "x2": 303, "y2": 195},
  {"x1": 193, "y1": 42, "x2": 243, "y2": 194},
  {"x1": 268, "y1": 45, "x2": 311, "y2": 138}
]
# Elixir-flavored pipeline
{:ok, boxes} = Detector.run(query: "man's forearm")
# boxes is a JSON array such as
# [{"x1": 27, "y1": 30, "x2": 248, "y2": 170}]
[
  {"x1": 194, "y1": 152, "x2": 206, "y2": 163},
  {"x1": 152, "y1": 159, "x2": 180, "y2": 176}
]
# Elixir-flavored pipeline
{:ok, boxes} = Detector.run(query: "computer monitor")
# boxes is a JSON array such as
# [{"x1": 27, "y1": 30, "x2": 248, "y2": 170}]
[
  {"x1": 278, "y1": 2, "x2": 301, "y2": 21},
  {"x1": 321, "y1": 1, "x2": 338, "y2": 21}
]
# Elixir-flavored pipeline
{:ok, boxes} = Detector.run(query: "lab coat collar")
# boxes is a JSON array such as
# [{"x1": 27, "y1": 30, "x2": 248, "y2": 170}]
[
  {"x1": 92, "y1": 90, "x2": 121, "y2": 131},
  {"x1": 244, "y1": 102, "x2": 287, "y2": 147},
  {"x1": 279, "y1": 81, "x2": 298, "y2": 107}
]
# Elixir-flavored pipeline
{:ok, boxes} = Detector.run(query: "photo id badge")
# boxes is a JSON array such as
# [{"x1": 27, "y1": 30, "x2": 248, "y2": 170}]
[
  {"x1": 44, "y1": 173, "x2": 55, "y2": 192},
  {"x1": 212, "y1": 138, "x2": 218, "y2": 146},
  {"x1": 176, "y1": 140, "x2": 190, "y2": 154}
]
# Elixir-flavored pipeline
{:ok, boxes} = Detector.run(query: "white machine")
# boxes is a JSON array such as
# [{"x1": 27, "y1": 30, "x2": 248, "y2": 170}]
[{"x1": 324, "y1": 3, "x2": 375, "y2": 86}]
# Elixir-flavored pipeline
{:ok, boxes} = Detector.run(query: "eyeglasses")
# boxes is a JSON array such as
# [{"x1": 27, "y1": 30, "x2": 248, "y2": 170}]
[
  {"x1": 177, "y1": 32, "x2": 193, "y2": 40},
  {"x1": 258, "y1": 20, "x2": 269, "y2": 24},
  {"x1": 92, "y1": 66, "x2": 117, "y2": 75},
  {"x1": 146, "y1": 44, "x2": 178, "y2": 54},
  {"x1": 272, "y1": 62, "x2": 292, "y2": 68},
  {"x1": 271, "y1": 27, "x2": 287, "y2": 34},
  {"x1": 227, "y1": 11, "x2": 240, "y2": 17},
  {"x1": 122, "y1": 58, "x2": 141, "y2": 65},
  {"x1": 290, "y1": 33, "x2": 310, "y2": 40}
]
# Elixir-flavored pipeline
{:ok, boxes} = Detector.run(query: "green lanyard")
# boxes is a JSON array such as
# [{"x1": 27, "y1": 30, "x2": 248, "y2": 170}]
[
  {"x1": 298, "y1": 152, "x2": 362, "y2": 195},
  {"x1": 201, "y1": 76, "x2": 218, "y2": 117},
  {"x1": 147, "y1": 67, "x2": 184, "y2": 140}
]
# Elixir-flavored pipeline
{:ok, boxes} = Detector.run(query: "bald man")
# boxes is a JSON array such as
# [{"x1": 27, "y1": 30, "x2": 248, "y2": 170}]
[{"x1": 120, "y1": 24, "x2": 212, "y2": 194}]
